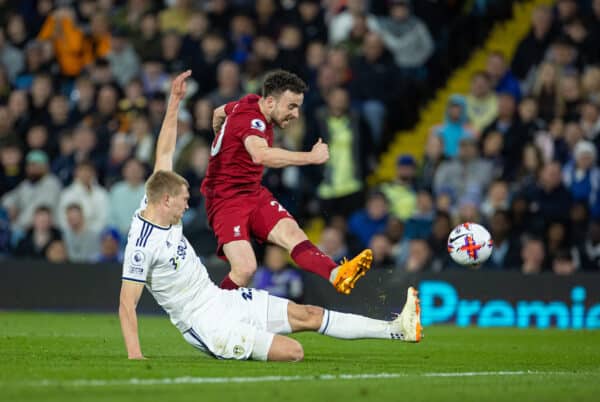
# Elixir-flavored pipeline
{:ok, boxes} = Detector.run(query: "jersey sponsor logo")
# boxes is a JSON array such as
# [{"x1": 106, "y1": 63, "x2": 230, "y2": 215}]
[
  {"x1": 233, "y1": 225, "x2": 241, "y2": 237},
  {"x1": 250, "y1": 118, "x2": 266, "y2": 132}
]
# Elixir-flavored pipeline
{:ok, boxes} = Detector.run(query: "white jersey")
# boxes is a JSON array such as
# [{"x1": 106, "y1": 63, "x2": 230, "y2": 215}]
[{"x1": 122, "y1": 196, "x2": 220, "y2": 332}]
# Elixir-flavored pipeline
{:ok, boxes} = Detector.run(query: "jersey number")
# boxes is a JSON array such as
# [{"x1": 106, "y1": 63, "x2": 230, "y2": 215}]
[
  {"x1": 241, "y1": 288, "x2": 253, "y2": 301},
  {"x1": 210, "y1": 118, "x2": 228, "y2": 157}
]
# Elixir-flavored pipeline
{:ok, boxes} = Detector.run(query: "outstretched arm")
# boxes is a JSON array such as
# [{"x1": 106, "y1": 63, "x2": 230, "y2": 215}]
[
  {"x1": 244, "y1": 136, "x2": 329, "y2": 168},
  {"x1": 153, "y1": 70, "x2": 191, "y2": 173},
  {"x1": 119, "y1": 281, "x2": 145, "y2": 359}
]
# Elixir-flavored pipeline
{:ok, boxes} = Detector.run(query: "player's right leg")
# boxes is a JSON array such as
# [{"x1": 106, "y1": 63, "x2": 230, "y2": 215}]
[{"x1": 283, "y1": 288, "x2": 423, "y2": 342}]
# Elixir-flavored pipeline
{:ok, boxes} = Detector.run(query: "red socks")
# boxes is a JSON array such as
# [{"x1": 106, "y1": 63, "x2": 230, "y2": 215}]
[
  {"x1": 220, "y1": 274, "x2": 240, "y2": 290},
  {"x1": 291, "y1": 240, "x2": 337, "y2": 280}
]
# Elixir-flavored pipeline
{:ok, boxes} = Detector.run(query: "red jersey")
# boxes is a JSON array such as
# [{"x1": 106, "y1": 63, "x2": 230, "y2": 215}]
[{"x1": 201, "y1": 94, "x2": 273, "y2": 199}]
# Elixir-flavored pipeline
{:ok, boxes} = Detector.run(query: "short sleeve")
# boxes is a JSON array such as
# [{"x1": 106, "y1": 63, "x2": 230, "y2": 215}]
[
  {"x1": 122, "y1": 246, "x2": 153, "y2": 283},
  {"x1": 224, "y1": 100, "x2": 239, "y2": 115},
  {"x1": 239, "y1": 116, "x2": 269, "y2": 142}
]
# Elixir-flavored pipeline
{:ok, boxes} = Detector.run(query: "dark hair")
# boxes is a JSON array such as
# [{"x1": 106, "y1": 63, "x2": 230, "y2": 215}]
[{"x1": 262, "y1": 70, "x2": 308, "y2": 98}]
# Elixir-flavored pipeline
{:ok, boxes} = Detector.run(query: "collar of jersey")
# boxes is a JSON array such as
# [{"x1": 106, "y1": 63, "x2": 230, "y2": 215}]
[{"x1": 136, "y1": 213, "x2": 172, "y2": 230}]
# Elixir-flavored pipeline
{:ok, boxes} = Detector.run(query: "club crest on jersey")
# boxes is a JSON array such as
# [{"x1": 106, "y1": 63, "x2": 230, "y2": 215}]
[
  {"x1": 233, "y1": 225, "x2": 241, "y2": 237},
  {"x1": 250, "y1": 118, "x2": 266, "y2": 132}
]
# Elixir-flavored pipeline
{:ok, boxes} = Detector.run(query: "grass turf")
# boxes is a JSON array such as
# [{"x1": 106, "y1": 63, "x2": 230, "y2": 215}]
[{"x1": 0, "y1": 311, "x2": 598, "y2": 402}]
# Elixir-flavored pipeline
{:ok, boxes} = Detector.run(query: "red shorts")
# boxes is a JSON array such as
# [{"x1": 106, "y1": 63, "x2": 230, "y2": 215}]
[{"x1": 205, "y1": 187, "x2": 294, "y2": 258}]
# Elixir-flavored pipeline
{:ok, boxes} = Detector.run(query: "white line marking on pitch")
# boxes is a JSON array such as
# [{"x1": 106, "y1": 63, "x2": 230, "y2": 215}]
[{"x1": 13, "y1": 371, "x2": 576, "y2": 387}]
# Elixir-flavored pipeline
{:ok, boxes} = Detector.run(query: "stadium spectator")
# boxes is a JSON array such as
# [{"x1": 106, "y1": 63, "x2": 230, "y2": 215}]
[
  {"x1": 62, "y1": 203, "x2": 100, "y2": 263},
  {"x1": 562, "y1": 141, "x2": 600, "y2": 214},
  {"x1": 104, "y1": 134, "x2": 134, "y2": 187},
  {"x1": 348, "y1": 190, "x2": 389, "y2": 248},
  {"x1": 350, "y1": 32, "x2": 396, "y2": 147},
  {"x1": 107, "y1": 28, "x2": 141, "y2": 88},
  {"x1": 318, "y1": 225, "x2": 349, "y2": 263},
  {"x1": 160, "y1": 30, "x2": 185, "y2": 74},
  {"x1": 417, "y1": 134, "x2": 445, "y2": 192},
  {"x1": 465, "y1": 71, "x2": 498, "y2": 134},
  {"x1": 0, "y1": 142, "x2": 24, "y2": 197},
  {"x1": 1, "y1": 150, "x2": 61, "y2": 232},
  {"x1": 381, "y1": 154, "x2": 417, "y2": 221},
  {"x1": 0, "y1": 28, "x2": 24, "y2": 83},
  {"x1": 431, "y1": 95, "x2": 476, "y2": 158},
  {"x1": 480, "y1": 180, "x2": 510, "y2": 223},
  {"x1": 57, "y1": 161, "x2": 109, "y2": 234},
  {"x1": 131, "y1": 11, "x2": 162, "y2": 63},
  {"x1": 404, "y1": 190, "x2": 435, "y2": 240},
  {"x1": 485, "y1": 51, "x2": 521, "y2": 101},
  {"x1": 45, "y1": 239, "x2": 68, "y2": 263},
  {"x1": 552, "y1": 247, "x2": 578, "y2": 275},
  {"x1": 520, "y1": 237, "x2": 547, "y2": 274},
  {"x1": 368, "y1": 0, "x2": 434, "y2": 74},
  {"x1": 482, "y1": 210, "x2": 521, "y2": 270},
  {"x1": 511, "y1": 5, "x2": 555, "y2": 80},
  {"x1": 433, "y1": 136, "x2": 493, "y2": 207},
  {"x1": 404, "y1": 238, "x2": 432, "y2": 272},
  {"x1": 109, "y1": 158, "x2": 146, "y2": 237},
  {"x1": 93, "y1": 227, "x2": 123, "y2": 263},
  {"x1": 295, "y1": 0, "x2": 328, "y2": 46},
  {"x1": 329, "y1": 0, "x2": 377, "y2": 46},
  {"x1": 573, "y1": 219, "x2": 600, "y2": 271},
  {"x1": 36, "y1": 7, "x2": 90, "y2": 78},
  {"x1": 207, "y1": 60, "x2": 244, "y2": 108},
  {"x1": 368, "y1": 233, "x2": 395, "y2": 270},
  {"x1": 306, "y1": 86, "x2": 369, "y2": 218},
  {"x1": 13, "y1": 205, "x2": 62, "y2": 259},
  {"x1": 253, "y1": 245, "x2": 304, "y2": 303}
]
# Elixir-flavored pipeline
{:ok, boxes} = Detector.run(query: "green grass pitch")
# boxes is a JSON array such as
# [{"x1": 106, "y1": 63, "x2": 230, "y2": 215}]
[{"x1": 1, "y1": 311, "x2": 599, "y2": 402}]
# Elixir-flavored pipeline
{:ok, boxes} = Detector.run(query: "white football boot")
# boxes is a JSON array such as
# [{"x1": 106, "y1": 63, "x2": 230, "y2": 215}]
[{"x1": 390, "y1": 286, "x2": 423, "y2": 342}]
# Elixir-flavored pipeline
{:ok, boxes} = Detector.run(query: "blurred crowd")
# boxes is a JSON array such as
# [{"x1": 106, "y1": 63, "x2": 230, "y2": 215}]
[{"x1": 0, "y1": 0, "x2": 598, "y2": 295}]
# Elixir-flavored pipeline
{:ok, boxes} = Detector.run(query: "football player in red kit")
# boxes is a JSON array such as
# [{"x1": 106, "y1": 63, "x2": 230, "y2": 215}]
[{"x1": 201, "y1": 70, "x2": 372, "y2": 294}]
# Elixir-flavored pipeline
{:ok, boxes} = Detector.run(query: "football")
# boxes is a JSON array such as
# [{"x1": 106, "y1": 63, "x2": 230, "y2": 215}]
[{"x1": 447, "y1": 222, "x2": 493, "y2": 266}]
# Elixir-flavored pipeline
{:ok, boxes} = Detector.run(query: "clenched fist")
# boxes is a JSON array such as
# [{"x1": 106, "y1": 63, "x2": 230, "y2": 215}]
[{"x1": 309, "y1": 138, "x2": 329, "y2": 164}]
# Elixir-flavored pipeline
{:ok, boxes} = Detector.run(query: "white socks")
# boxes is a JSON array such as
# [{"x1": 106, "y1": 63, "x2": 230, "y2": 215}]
[{"x1": 318, "y1": 309, "x2": 391, "y2": 339}]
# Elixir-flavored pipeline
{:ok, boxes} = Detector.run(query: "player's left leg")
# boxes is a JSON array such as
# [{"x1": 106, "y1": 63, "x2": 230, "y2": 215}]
[
  {"x1": 284, "y1": 287, "x2": 423, "y2": 342},
  {"x1": 267, "y1": 218, "x2": 374, "y2": 295}
]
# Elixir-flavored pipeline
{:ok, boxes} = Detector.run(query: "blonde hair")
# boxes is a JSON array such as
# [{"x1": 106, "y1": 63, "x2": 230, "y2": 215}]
[{"x1": 145, "y1": 170, "x2": 189, "y2": 204}]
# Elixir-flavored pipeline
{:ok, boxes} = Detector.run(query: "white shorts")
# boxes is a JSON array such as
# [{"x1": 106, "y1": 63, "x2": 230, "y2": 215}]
[{"x1": 182, "y1": 288, "x2": 290, "y2": 361}]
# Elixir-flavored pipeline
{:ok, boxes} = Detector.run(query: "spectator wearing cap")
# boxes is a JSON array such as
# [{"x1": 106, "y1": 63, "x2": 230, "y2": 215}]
[
  {"x1": 433, "y1": 135, "x2": 493, "y2": 209},
  {"x1": 380, "y1": 154, "x2": 417, "y2": 220},
  {"x1": 57, "y1": 161, "x2": 109, "y2": 234},
  {"x1": 106, "y1": 27, "x2": 141, "y2": 87},
  {"x1": 348, "y1": 191, "x2": 390, "y2": 248},
  {"x1": 305, "y1": 86, "x2": 370, "y2": 218},
  {"x1": 62, "y1": 203, "x2": 100, "y2": 263},
  {"x1": 93, "y1": 227, "x2": 123, "y2": 263},
  {"x1": 431, "y1": 94, "x2": 476, "y2": 159},
  {"x1": 562, "y1": 140, "x2": 600, "y2": 217},
  {"x1": 1, "y1": 150, "x2": 61, "y2": 232},
  {"x1": 13, "y1": 205, "x2": 62, "y2": 259},
  {"x1": 368, "y1": 0, "x2": 434, "y2": 73}
]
